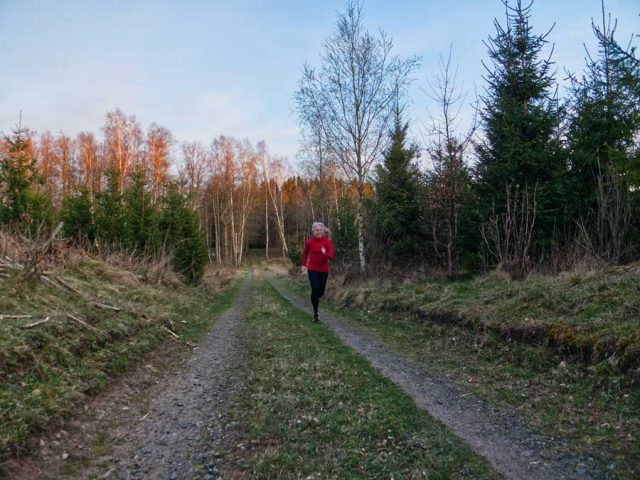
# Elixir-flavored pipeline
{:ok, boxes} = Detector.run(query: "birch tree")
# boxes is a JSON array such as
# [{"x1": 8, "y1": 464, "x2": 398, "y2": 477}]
[
  {"x1": 296, "y1": 0, "x2": 419, "y2": 273},
  {"x1": 102, "y1": 108, "x2": 142, "y2": 194},
  {"x1": 258, "y1": 141, "x2": 289, "y2": 259},
  {"x1": 146, "y1": 123, "x2": 173, "y2": 204},
  {"x1": 77, "y1": 132, "x2": 100, "y2": 203},
  {"x1": 179, "y1": 141, "x2": 208, "y2": 211},
  {"x1": 54, "y1": 132, "x2": 75, "y2": 203}
]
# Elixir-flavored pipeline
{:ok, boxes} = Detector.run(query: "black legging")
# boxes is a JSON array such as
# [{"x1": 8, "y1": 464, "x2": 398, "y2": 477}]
[{"x1": 308, "y1": 270, "x2": 329, "y2": 315}]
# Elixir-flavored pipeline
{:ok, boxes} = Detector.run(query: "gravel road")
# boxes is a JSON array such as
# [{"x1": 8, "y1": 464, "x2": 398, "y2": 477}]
[
  {"x1": 6, "y1": 268, "x2": 607, "y2": 480},
  {"x1": 267, "y1": 275, "x2": 601, "y2": 480},
  {"x1": 88, "y1": 269, "x2": 252, "y2": 480}
]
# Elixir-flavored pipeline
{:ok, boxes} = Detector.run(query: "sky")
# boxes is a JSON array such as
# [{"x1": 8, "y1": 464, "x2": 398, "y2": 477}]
[{"x1": 0, "y1": 0, "x2": 638, "y2": 167}]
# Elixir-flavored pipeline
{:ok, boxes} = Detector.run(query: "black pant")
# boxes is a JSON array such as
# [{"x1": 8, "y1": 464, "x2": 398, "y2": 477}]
[{"x1": 308, "y1": 270, "x2": 329, "y2": 315}]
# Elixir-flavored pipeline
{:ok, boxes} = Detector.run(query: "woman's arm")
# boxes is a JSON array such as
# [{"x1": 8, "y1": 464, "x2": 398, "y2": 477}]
[{"x1": 324, "y1": 239, "x2": 335, "y2": 261}]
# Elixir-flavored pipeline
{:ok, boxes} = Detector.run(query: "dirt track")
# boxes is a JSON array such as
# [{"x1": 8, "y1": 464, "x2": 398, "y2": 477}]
[
  {"x1": 93, "y1": 270, "x2": 252, "y2": 479},
  {"x1": 6, "y1": 268, "x2": 608, "y2": 479},
  {"x1": 267, "y1": 275, "x2": 600, "y2": 480},
  {"x1": 18, "y1": 270, "x2": 253, "y2": 480}
]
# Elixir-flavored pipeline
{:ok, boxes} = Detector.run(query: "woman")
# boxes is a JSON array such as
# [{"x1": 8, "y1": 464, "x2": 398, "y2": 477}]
[{"x1": 301, "y1": 221, "x2": 334, "y2": 322}]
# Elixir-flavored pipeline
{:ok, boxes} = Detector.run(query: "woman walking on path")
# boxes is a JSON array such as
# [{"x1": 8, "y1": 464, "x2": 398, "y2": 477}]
[{"x1": 301, "y1": 222, "x2": 334, "y2": 322}]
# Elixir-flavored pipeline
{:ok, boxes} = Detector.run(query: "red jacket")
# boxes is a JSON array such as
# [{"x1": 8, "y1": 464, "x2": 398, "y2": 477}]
[{"x1": 301, "y1": 236, "x2": 334, "y2": 272}]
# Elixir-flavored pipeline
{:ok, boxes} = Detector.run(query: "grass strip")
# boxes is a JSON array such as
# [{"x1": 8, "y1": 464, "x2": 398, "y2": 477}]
[
  {"x1": 224, "y1": 276, "x2": 499, "y2": 479},
  {"x1": 277, "y1": 274, "x2": 640, "y2": 479},
  {"x1": 0, "y1": 259, "x2": 241, "y2": 461}
]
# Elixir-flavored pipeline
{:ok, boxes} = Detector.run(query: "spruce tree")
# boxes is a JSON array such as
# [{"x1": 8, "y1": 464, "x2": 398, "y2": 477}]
[
  {"x1": 0, "y1": 128, "x2": 38, "y2": 226},
  {"x1": 567, "y1": 12, "x2": 640, "y2": 207},
  {"x1": 566, "y1": 10, "x2": 640, "y2": 261},
  {"x1": 475, "y1": 0, "x2": 567, "y2": 254},
  {"x1": 159, "y1": 185, "x2": 207, "y2": 284},
  {"x1": 123, "y1": 168, "x2": 160, "y2": 254},
  {"x1": 61, "y1": 188, "x2": 95, "y2": 245},
  {"x1": 373, "y1": 110, "x2": 423, "y2": 265},
  {"x1": 95, "y1": 168, "x2": 126, "y2": 247}
]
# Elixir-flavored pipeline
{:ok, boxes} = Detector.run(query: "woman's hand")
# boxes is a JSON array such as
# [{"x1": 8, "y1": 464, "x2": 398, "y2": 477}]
[
  {"x1": 301, "y1": 266, "x2": 307, "y2": 274},
  {"x1": 321, "y1": 246, "x2": 326, "y2": 255}
]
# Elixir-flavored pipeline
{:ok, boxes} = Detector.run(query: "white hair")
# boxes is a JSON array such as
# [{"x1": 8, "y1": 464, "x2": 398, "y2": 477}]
[{"x1": 312, "y1": 221, "x2": 331, "y2": 237}]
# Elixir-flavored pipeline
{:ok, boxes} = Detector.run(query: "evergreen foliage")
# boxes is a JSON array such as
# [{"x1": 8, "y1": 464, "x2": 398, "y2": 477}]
[
  {"x1": 159, "y1": 185, "x2": 208, "y2": 284},
  {"x1": 566, "y1": 14, "x2": 640, "y2": 207},
  {"x1": 373, "y1": 112, "x2": 424, "y2": 265},
  {"x1": 61, "y1": 188, "x2": 95, "y2": 245},
  {"x1": 333, "y1": 197, "x2": 359, "y2": 268},
  {"x1": 425, "y1": 137, "x2": 473, "y2": 275},
  {"x1": 95, "y1": 169, "x2": 126, "y2": 247},
  {"x1": 123, "y1": 168, "x2": 160, "y2": 253},
  {"x1": 475, "y1": 0, "x2": 567, "y2": 252},
  {"x1": 0, "y1": 129, "x2": 39, "y2": 226}
]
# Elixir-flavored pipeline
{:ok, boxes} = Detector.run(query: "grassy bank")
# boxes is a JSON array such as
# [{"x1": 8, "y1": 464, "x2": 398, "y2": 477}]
[
  {"x1": 276, "y1": 266, "x2": 640, "y2": 478},
  {"x1": 224, "y1": 275, "x2": 499, "y2": 479},
  {"x1": 0, "y1": 258, "x2": 240, "y2": 461},
  {"x1": 349, "y1": 265, "x2": 640, "y2": 374}
]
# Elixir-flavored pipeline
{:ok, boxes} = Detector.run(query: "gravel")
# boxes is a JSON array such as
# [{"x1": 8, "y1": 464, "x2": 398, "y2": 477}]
[
  {"x1": 6, "y1": 269, "x2": 608, "y2": 480},
  {"x1": 268, "y1": 276, "x2": 603, "y2": 480},
  {"x1": 89, "y1": 270, "x2": 253, "y2": 480}
]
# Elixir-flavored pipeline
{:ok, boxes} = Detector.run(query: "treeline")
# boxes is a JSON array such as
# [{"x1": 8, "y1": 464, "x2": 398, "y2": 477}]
[
  {"x1": 296, "y1": 0, "x2": 640, "y2": 278},
  {"x1": 0, "y1": 111, "x2": 360, "y2": 282},
  {"x1": 1, "y1": 0, "x2": 639, "y2": 281}
]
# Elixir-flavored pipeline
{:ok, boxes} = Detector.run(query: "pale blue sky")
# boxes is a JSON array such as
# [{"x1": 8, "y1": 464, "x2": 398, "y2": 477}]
[{"x1": 0, "y1": 0, "x2": 637, "y2": 164}]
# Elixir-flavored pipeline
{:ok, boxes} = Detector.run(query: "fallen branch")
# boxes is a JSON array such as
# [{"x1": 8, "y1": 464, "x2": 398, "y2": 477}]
[
  {"x1": 20, "y1": 317, "x2": 51, "y2": 329},
  {"x1": 53, "y1": 275, "x2": 121, "y2": 311},
  {"x1": 93, "y1": 302, "x2": 121, "y2": 311},
  {"x1": 53, "y1": 275, "x2": 85, "y2": 297},
  {"x1": 0, "y1": 314, "x2": 33, "y2": 320},
  {"x1": 22, "y1": 222, "x2": 64, "y2": 279},
  {"x1": 66, "y1": 313, "x2": 97, "y2": 331},
  {"x1": 42, "y1": 222, "x2": 64, "y2": 255},
  {"x1": 40, "y1": 275, "x2": 60, "y2": 289},
  {"x1": 162, "y1": 325, "x2": 180, "y2": 340},
  {"x1": 161, "y1": 325, "x2": 198, "y2": 347}
]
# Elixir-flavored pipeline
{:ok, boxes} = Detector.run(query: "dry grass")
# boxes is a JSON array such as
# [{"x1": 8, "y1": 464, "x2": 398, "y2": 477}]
[{"x1": 0, "y1": 245, "x2": 241, "y2": 462}]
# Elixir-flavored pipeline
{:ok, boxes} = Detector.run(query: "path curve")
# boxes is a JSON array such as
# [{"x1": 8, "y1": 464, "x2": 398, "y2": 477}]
[{"x1": 267, "y1": 275, "x2": 598, "y2": 480}]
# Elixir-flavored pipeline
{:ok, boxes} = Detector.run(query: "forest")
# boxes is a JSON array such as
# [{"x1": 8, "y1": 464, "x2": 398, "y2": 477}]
[
  {"x1": 1, "y1": 1, "x2": 639, "y2": 284},
  {"x1": 2, "y1": 1, "x2": 640, "y2": 478}
]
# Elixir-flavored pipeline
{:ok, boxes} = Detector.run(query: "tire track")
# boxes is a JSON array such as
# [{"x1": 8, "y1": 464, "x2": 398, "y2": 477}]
[
  {"x1": 90, "y1": 269, "x2": 253, "y2": 480},
  {"x1": 267, "y1": 274, "x2": 599, "y2": 480}
]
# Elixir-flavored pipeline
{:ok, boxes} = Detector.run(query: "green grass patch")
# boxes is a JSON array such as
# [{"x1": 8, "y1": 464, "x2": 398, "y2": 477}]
[
  {"x1": 275, "y1": 271, "x2": 640, "y2": 479},
  {"x1": 0, "y1": 260, "x2": 241, "y2": 461},
  {"x1": 224, "y1": 276, "x2": 499, "y2": 479}
]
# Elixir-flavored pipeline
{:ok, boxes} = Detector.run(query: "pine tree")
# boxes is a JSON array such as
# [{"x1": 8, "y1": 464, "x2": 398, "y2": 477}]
[
  {"x1": 61, "y1": 188, "x2": 95, "y2": 245},
  {"x1": 0, "y1": 128, "x2": 38, "y2": 225},
  {"x1": 123, "y1": 168, "x2": 160, "y2": 254},
  {"x1": 159, "y1": 185, "x2": 207, "y2": 284},
  {"x1": 95, "y1": 168, "x2": 126, "y2": 247},
  {"x1": 373, "y1": 110, "x2": 423, "y2": 265},
  {"x1": 475, "y1": 0, "x2": 567, "y2": 254}
]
